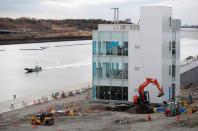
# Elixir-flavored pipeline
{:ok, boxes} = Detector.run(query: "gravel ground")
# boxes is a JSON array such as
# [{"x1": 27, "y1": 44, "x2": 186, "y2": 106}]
[{"x1": 1, "y1": 90, "x2": 198, "y2": 131}]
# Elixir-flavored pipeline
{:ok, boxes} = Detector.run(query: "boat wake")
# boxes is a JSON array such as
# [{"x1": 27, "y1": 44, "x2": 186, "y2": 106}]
[{"x1": 43, "y1": 59, "x2": 91, "y2": 70}]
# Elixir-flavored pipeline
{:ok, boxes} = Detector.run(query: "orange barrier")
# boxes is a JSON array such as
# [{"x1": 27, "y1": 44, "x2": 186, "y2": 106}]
[
  {"x1": 33, "y1": 100, "x2": 36, "y2": 105},
  {"x1": 62, "y1": 93, "x2": 66, "y2": 98}
]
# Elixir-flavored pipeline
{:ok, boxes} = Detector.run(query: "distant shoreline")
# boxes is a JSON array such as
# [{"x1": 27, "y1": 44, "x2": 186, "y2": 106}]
[{"x1": 0, "y1": 36, "x2": 92, "y2": 45}]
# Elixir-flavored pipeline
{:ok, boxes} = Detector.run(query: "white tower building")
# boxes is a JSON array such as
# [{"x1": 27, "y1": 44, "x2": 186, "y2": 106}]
[{"x1": 92, "y1": 6, "x2": 180, "y2": 103}]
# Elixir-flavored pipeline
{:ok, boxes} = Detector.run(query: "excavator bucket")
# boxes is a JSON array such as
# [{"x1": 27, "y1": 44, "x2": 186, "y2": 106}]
[{"x1": 157, "y1": 92, "x2": 164, "y2": 97}]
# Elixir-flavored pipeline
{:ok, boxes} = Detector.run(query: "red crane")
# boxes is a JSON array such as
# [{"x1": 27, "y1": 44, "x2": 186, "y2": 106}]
[{"x1": 133, "y1": 78, "x2": 164, "y2": 104}]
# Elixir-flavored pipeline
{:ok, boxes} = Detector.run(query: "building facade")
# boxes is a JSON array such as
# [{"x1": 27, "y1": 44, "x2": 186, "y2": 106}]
[{"x1": 92, "y1": 6, "x2": 180, "y2": 103}]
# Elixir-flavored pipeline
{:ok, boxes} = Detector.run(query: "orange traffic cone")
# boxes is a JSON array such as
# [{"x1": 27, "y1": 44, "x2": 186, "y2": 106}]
[
  {"x1": 14, "y1": 121, "x2": 18, "y2": 127},
  {"x1": 33, "y1": 100, "x2": 36, "y2": 105},
  {"x1": 40, "y1": 109, "x2": 43, "y2": 113},
  {"x1": 38, "y1": 99, "x2": 41, "y2": 104},
  {"x1": 86, "y1": 93, "x2": 88, "y2": 99},
  {"x1": 148, "y1": 114, "x2": 151, "y2": 120},
  {"x1": 187, "y1": 115, "x2": 190, "y2": 121},
  {"x1": 33, "y1": 122, "x2": 38, "y2": 128},
  {"x1": 177, "y1": 115, "x2": 180, "y2": 121}
]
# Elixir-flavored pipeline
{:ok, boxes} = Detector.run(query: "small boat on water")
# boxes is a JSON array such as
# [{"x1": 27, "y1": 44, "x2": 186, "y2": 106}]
[{"x1": 25, "y1": 65, "x2": 42, "y2": 73}]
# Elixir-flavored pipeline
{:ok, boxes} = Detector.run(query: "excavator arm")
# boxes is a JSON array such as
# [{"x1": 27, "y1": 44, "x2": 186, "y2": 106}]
[
  {"x1": 138, "y1": 78, "x2": 164, "y2": 100},
  {"x1": 133, "y1": 78, "x2": 164, "y2": 104}
]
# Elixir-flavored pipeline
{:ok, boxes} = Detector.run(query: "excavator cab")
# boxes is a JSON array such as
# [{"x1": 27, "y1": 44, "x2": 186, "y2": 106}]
[
  {"x1": 133, "y1": 91, "x2": 150, "y2": 104},
  {"x1": 143, "y1": 91, "x2": 150, "y2": 104}
]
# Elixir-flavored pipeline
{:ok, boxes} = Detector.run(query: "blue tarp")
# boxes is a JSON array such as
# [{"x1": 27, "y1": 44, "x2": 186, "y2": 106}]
[
  {"x1": 179, "y1": 108, "x2": 186, "y2": 112},
  {"x1": 107, "y1": 41, "x2": 119, "y2": 50}
]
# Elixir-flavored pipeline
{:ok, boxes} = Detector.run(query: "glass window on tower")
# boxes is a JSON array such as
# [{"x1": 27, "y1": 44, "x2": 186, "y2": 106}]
[
  {"x1": 98, "y1": 41, "x2": 102, "y2": 55},
  {"x1": 111, "y1": 41, "x2": 123, "y2": 56},
  {"x1": 99, "y1": 86, "x2": 110, "y2": 100},
  {"x1": 101, "y1": 41, "x2": 107, "y2": 55},
  {"x1": 111, "y1": 87, "x2": 122, "y2": 100},
  {"x1": 111, "y1": 62, "x2": 123, "y2": 79},
  {"x1": 106, "y1": 41, "x2": 111, "y2": 55},
  {"x1": 172, "y1": 31, "x2": 176, "y2": 42},
  {"x1": 93, "y1": 41, "x2": 96, "y2": 55},
  {"x1": 96, "y1": 62, "x2": 102, "y2": 78},
  {"x1": 123, "y1": 63, "x2": 128, "y2": 79},
  {"x1": 123, "y1": 41, "x2": 128, "y2": 56},
  {"x1": 106, "y1": 62, "x2": 111, "y2": 78},
  {"x1": 93, "y1": 62, "x2": 96, "y2": 78}
]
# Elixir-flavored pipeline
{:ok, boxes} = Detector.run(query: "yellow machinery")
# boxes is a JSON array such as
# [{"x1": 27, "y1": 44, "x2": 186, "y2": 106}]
[{"x1": 30, "y1": 112, "x2": 54, "y2": 126}]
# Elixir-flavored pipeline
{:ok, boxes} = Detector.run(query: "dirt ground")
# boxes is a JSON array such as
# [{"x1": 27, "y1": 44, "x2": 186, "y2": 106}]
[{"x1": 1, "y1": 91, "x2": 198, "y2": 131}]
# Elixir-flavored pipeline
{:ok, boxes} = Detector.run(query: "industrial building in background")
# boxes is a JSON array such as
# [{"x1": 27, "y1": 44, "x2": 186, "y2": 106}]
[{"x1": 92, "y1": 6, "x2": 181, "y2": 103}]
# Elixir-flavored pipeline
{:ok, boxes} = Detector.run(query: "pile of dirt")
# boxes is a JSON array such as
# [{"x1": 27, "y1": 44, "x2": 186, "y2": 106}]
[
  {"x1": 105, "y1": 105, "x2": 154, "y2": 114},
  {"x1": 127, "y1": 105, "x2": 153, "y2": 114}
]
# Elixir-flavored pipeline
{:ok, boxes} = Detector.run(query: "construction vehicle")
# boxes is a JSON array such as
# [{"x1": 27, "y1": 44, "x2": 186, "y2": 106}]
[
  {"x1": 164, "y1": 100, "x2": 180, "y2": 116},
  {"x1": 30, "y1": 112, "x2": 54, "y2": 126},
  {"x1": 133, "y1": 78, "x2": 164, "y2": 104}
]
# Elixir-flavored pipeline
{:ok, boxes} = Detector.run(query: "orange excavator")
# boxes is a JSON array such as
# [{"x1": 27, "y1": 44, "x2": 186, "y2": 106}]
[{"x1": 133, "y1": 78, "x2": 164, "y2": 104}]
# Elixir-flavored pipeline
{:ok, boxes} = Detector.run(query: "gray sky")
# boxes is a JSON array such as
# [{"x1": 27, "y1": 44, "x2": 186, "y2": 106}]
[{"x1": 0, "y1": 0, "x2": 197, "y2": 25}]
